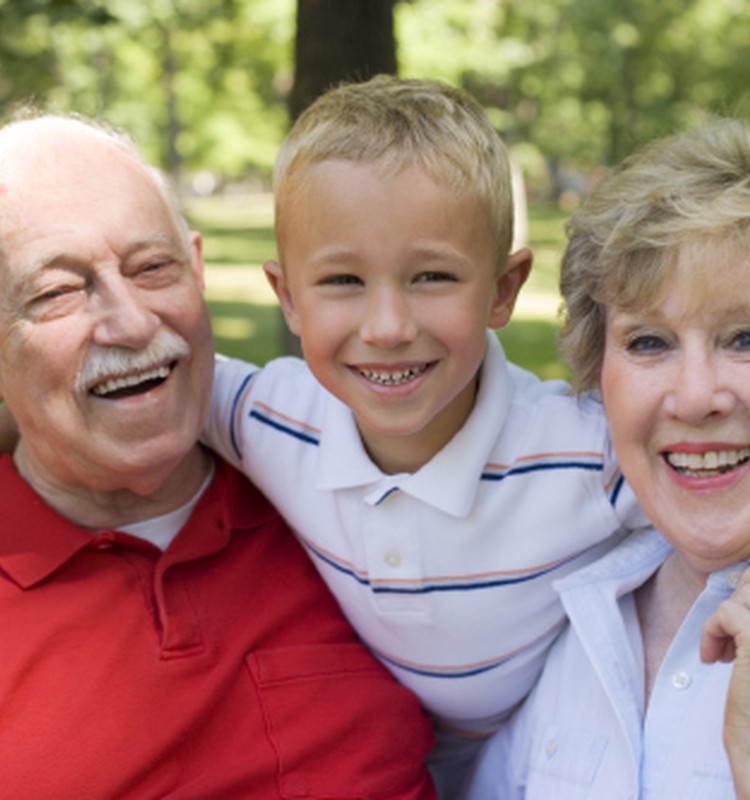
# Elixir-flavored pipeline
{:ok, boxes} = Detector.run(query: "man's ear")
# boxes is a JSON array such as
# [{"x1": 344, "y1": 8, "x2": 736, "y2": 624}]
[
  {"x1": 263, "y1": 259, "x2": 302, "y2": 335},
  {"x1": 0, "y1": 402, "x2": 19, "y2": 455},
  {"x1": 189, "y1": 231, "x2": 206, "y2": 292},
  {"x1": 488, "y1": 248, "x2": 533, "y2": 329}
]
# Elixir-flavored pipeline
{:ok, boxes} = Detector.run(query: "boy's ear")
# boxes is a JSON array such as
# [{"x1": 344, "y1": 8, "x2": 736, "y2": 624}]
[
  {"x1": 263, "y1": 259, "x2": 302, "y2": 335},
  {"x1": 488, "y1": 248, "x2": 533, "y2": 329}
]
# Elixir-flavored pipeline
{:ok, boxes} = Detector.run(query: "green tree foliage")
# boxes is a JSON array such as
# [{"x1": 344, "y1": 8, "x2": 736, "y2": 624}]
[
  {"x1": 397, "y1": 0, "x2": 750, "y2": 187},
  {"x1": 0, "y1": 0, "x2": 294, "y2": 180},
  {"x1": 2, "y1": 0, "x2": 749, "y2": 189}
]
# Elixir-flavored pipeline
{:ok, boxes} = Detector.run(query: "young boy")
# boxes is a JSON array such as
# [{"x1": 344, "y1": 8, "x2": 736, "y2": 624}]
[{"x1": 203, "y1": 75, "x2": 644, "y2": 795}]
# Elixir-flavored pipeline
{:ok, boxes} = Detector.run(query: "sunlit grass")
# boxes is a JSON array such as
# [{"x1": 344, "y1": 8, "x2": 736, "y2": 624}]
[{"x1": 186, "y1": 194, "x2": 571, "y2": 379}]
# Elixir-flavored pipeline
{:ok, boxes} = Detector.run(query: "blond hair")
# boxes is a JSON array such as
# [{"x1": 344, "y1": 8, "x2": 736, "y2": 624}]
[
  {"x1": 273, "y1": 75, "x2": 514, "y2": 268},
  {"x1": 560, "y1": 116, "x2": 750, "y2": 389}
]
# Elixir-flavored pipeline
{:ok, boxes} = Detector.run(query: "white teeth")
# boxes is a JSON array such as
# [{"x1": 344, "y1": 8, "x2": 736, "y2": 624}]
[
  {"x1": 666, "y1": 447, "x2": 750, "y2": 475},
  {"x1": 92, "y1": 365, "x2": 170, "y2": 397},
  {"x1": 359, "y1": 365, "x2": 428, "y2": 386}
]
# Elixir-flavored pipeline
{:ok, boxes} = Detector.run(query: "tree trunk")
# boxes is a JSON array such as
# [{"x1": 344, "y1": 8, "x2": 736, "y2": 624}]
[
  {"x1": 280, "y1": 0, "x2": 398, "y2": 355},
  {"x1": 290, "y1": 0, "x2": 398, "y2": 121}
]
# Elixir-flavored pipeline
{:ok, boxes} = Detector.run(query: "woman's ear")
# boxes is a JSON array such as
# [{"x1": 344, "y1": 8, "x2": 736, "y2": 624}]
[{"x1": 488, "y1": 248, "x2": 533, "y2": 329}]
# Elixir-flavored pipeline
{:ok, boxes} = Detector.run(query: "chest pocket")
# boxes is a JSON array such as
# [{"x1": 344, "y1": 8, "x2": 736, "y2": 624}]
[
  {"x1": 525, "y1": 724, "x2": 609, "y2": 798},
  {"x1": 247, "y1": 642, "x2": 432, "y2": 799}
]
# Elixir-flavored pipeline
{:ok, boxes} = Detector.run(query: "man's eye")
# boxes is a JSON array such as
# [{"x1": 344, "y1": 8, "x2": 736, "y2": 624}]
[
  {"x1": 33, "y1": 284, "x2": 81, "y2": 303},
  {"x1": 27, "y1": 285, "x2": 84, "y2": 320}
]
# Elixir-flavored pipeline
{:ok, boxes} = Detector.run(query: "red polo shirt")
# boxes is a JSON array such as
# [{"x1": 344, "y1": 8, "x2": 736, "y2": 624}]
[{"x1": 0, "y1": 455, "x2": 435, "y2": 799}]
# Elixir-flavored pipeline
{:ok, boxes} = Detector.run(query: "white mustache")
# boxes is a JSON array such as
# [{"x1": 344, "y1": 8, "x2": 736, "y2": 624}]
[{"x1": 76, "y1": 329, "x2": 191, "y2": 393}]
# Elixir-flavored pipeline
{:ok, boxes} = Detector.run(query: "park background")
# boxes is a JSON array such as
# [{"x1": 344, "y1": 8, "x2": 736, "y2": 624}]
[{"x1": 4, "y1": 0, "x2": 749, "y2": 379}]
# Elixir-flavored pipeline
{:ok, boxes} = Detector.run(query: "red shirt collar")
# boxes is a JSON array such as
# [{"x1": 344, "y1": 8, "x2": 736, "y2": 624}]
[{"x1": 0, "y1": 455, "x2": 277, "y2": 588}]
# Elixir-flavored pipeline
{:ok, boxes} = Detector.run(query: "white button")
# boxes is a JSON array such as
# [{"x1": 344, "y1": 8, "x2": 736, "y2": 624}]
[
  {"x1": 384, "y1": 550, "x2": 402, "y2": 568},
  {"x1": 545, "y1": 739, "x2": 558, "y2": 758},
  {"x1": 671, "y1": 670, "x2": 691, "y2": 690}
]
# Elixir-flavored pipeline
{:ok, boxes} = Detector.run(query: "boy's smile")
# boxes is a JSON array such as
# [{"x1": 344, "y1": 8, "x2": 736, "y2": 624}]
[{"x1": 266, "y1": 160, "x2": 530, "y2": 473}]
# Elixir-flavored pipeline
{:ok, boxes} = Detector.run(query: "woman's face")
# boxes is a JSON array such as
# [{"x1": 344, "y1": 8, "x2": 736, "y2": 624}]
[{"x1": 601, "y1": 246, "x2": 750, "y2": 576}]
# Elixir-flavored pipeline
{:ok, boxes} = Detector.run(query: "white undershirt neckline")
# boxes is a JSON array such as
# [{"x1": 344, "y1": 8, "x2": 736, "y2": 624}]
[{"x1": 116, "y1": 461, "x2": 216, "y2": 550}]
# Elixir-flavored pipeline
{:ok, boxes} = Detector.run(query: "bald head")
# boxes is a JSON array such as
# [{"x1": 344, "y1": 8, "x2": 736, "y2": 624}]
[
  {"x1": 0, "y1": 111, "x2": 215, "y2": 515},
  {"x1": 0, "y1": 116, "x2": 133, "y2": 190},
  {"x1": 0, "y1": 115, "x2": 187, "y2": 248}
]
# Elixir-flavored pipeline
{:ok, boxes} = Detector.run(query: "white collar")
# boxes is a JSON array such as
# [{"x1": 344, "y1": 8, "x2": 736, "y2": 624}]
[{"x1": 315, "y1": 331, "x2": 513, "y2": 517}]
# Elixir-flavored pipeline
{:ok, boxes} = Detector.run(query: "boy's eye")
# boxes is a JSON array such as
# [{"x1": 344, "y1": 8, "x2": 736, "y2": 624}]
[
  {"x1": 414, "y1": 271, "x2": 456, "y2": 284},
  {"x1": 318, "y1": 274, "x2": 363, "y2": 287}
]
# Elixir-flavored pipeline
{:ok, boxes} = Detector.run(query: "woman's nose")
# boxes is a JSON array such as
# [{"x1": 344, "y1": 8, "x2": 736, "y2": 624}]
[{"x1": 663, "y1": 347, "x2": 736, "y2": 422}]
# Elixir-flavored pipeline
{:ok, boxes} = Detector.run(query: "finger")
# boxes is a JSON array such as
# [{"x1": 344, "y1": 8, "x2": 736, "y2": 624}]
[{"x1": 701, "y1": 599, "x2": 746, "y2": 664}]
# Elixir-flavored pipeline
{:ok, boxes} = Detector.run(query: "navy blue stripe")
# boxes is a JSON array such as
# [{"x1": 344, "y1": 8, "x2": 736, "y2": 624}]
[
  {"x1": 375, "y1": 487, "x2": 400, "y2": 505},
  {"x1": 481, "y1": 461, "x2": 603, "y2": 481},
  {"x1": 610, "y1": 474, "x2": 625, "y2": 507},
  {"x1": 229, "y1": 370, "x2": 258, "y2": 460},
  {"x1": 305, "y1": 541, "x2": 590, "y2": 596},
  {"x1": 249, "y1": 408, "x2": 321, "y2": 446},
  {"x1": 372, "y1": 622, "x2": 563, "y2": 679}
]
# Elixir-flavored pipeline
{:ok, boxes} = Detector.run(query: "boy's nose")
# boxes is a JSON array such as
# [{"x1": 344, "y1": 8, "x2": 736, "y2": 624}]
[{"x1": 359, "y1": 288, "x2": 418, "y2": 348}]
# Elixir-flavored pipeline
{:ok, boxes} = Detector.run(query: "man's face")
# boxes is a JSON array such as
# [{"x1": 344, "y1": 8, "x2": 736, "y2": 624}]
[{"x1": 0, "y1": 138, "x2": 214, "y2": 494}]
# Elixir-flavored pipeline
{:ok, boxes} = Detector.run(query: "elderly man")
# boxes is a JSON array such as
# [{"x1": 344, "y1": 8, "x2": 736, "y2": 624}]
[{"x1": 0, "y1": 114, "x2": 436, "y2": 799}]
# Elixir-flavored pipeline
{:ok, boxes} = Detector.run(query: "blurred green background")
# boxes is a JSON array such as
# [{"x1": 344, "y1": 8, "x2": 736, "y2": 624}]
[
  {"x1": 187, "y1": 193, "x2": 571, "y2": 380},
  {"x1": 4, "y1": 0, "x2": 749, "y2": 380}
]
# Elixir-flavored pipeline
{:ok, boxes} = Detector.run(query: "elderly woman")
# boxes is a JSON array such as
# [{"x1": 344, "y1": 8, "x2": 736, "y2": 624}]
[{"x1": 464, "y1": 117, "x2": 750, "y2": 799}]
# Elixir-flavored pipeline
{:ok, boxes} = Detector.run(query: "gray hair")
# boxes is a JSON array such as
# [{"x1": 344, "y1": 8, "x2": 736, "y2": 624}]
[{"x1": 559, "y1": 116, "x2": 750, "y2": 389}]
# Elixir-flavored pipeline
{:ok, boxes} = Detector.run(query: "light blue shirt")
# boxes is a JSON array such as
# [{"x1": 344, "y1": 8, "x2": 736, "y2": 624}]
[{"x1": 465, "y1": 527, "x2": 745, "y2": 799}]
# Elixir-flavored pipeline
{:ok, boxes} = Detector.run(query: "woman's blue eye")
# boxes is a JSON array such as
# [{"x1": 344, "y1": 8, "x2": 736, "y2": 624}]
[
  {"x1": 625, "y1": 334, "x2": 666, "y2": 353},
  {"x1": 730, "y1": 329, "x2": 750, "y2": 350}
]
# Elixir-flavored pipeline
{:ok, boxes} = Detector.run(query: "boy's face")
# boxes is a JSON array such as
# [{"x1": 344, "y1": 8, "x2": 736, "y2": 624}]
[{"x1": 267, "y1": 160, "x2": 530, "y2": 473}]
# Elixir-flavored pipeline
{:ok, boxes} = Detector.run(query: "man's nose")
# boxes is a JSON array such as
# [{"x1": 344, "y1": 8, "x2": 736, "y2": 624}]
[{"x1": 91, "y1": 278, "x2": 160, "y2": 348}]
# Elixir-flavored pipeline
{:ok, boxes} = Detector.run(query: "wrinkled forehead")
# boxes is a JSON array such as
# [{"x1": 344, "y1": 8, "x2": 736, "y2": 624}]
[{"x1": 0, "y1": 127, "x2": 184, "y2": 265}]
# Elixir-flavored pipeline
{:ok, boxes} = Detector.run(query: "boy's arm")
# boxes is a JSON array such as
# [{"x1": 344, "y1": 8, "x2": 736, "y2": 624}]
[
  {"x1": 0, "y1": 402, "x2": 19, "y2": 453},
  {"x1": 202, "y1": 354, "x2": 260, "y2": 472}
]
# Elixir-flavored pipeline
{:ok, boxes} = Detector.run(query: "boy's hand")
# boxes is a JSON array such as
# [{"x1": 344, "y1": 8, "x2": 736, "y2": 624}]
[{"x1": 700, "y1": 568, "x2": 750, "y2": 799}]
